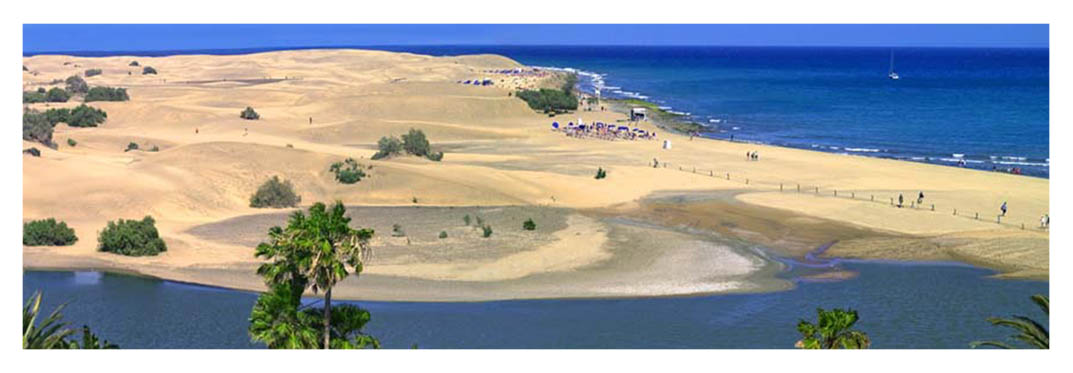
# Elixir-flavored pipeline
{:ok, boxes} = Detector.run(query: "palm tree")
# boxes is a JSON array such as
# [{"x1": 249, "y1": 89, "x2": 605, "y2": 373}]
[
  {"x1": 249, "y1": 284, "x2": 320, "y2": 349},
  {"x1": 796, "y1": 308, "x2": 871, "y2": 349},
  {"x1": 254, "y1": 201, "x2": 373, "y2": 349},
  {"x1": 971, "y1": 294, "x2": 1049, "y2": 349},
  {"x1": 23, "y1": 291, "x2": 117, "y2": 349},
  {"x1": 23, "y1": 291, "x2": 75, "y2": 349}
]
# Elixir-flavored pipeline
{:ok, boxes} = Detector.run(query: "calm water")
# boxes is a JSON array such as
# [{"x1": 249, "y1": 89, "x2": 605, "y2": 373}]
[
  {"x1": 24, "y1": 262, "x2": 1047, "y2": 349},
  {"x1": 26, "y1": 45, "x2": 1050, "y2": 176}
]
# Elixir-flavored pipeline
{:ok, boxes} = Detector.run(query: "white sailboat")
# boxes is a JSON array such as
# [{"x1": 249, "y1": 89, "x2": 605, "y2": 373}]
[{"x1": 888, "y1": 49, "x2": 900, "y2": 80}]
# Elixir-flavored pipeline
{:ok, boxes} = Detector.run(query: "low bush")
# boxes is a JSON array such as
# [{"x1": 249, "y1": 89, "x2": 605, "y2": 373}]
[
  {"x1": 401, "y1": 128, "x2": 431, "y2": 157},
  {"x1": 149, "y1": 145, "x2": 160, "y2": 152},
  {"x1": 426, "y1": 151, "x2": 444, "y2": 162},
  {"x1": 129, "y1": 61, "x2": 139, "y2": 67},
  {"x1": 46, "y1": 87, "x2": 70, "y2": 102},
  {"x1": 481, "y1": 225, "x2": 493, "y2": 238},
  {"x1": 142, "y1": 66, "x2": 157, "y2": 75},
  {"x1": 22, "y1": 110, "x2": 55, "y2": 147},
  {"x1": 595, "y1": 167, "x2": 607, "y2": 179},
  {"x1": 97, "y1": 216, "x2": 167, "y2": 256},
  {"x1": 23, "y1": 89, "x2": 47, "y2": 103},
  {"x1": 23, "y1": 147, "x2": 41, "y2": 157},
  {"x1": 392, "y1": 224, "x2": 405, "y2": 237},
  {"x1": 84, "y1": 87, "x2": 129, "y2": 102},
  {"x1": 125, "y1": 142, "x2": 139, "y2": 152},
  {"x1": 39, "y1": 105, "x2": 107, "y2": 128},
  {"x1": 463, "y1": 214, "x2": 471, "y2": 226},
  {"x1": 523, "y1": 218, "x2": 536, "y2": 231},
  {"x1": 240, "y1": 106, "x2": 260, "y2": 120},
  {"x1": 372, "y1": 136, "x2": 403, "y2": 160},
  {"x1": 23, "y1": 218, "x2": 78, "y2": 246},
  {"x1": 67, "y1": 138, "x2": 77, "y2": 147},
  {"x1": 515, "y1": 88, "x2": 578, "y2": 112},
  {"x1": 439, "y1": 231, "x2": 448, "y2": 239},
  {"x1": 249, "y1": 176, "x2": 301, "y2": 208},
  {"x1": 65, "y1": 75, "x2": 88, "y2": 94},
  {"x1": 85, "y1": 69, "x2": 102, "y2": 77},
  {"x1": 329, "y1": 158, "x2": 366, "y2": 184}
]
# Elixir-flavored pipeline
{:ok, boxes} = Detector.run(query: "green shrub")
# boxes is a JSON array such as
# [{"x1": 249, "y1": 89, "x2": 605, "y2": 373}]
[
  {"x1": 142, "y1": 66, "x2": 157, "y2": 75},
  {"x1": 426, "y1": 151, "x2": 444, "y2": 162},
  {"x1": 46, "y1": 87, "x2": 70, "y2": 102},
  {"x1": 401, "y1": 128, "x2": 431, "y2": 157},
  {"x1": 65, "y1": 75, "x2": 88, "y2": 94},
  {"x1": 240, "y1": 106, "x2": 260, "y2": 120},
  {"x1": 23, "y1": 90, "x2": 47, "y2": 103},
  {"x1": 129, "y1": 61, "x2": 139, "y2": 66},
  {"x1": 463, "y1": 214, "x2": 471, "y2": 226},
  {"x1": 84, "y1": 87, "x2": 129, "y2": 102},
  {"x1": 595, "y1": 167, "x2": 607, "y2": 179},
  {"x1": 62, "y1": 105, "x2": 107, "y2": 127},
  {"x1": 22, "y1": 110, "x2": 55, "y2": 147},
  {"x1": 329, "y1": 158, "x2": 366, "y2": 184},
  {"x1": 149, "y1": 145, "x2": 160, "y2": 152},
  {"x1": 97, "y1": 216, "x2": 167, "y2": 256},
  {"x1": 412, "y1": 196, "x2": 418, "y2": 204},
  {"x1": 475, "y1": 216, "x2": 484, "y2": 227},
  {"x1": 372, "y1": 136, "x2": 403, "y2": 160},
  {"x1": 249, "y1": 176, "x2": 301, "y2": 208},
  {"x1": 515, "y1": 88, "x2": 578, "y2": 112},
  {"x1": 23, "y1": 218, "x2": 78, "y2": 246},
  {"x1": 125, "y1": 142, "x2": 139, "y2": 152},
  {"x1": 481, "y1": 225, "x2": 493, "y2": 238},
  {"x1": 67, "y1": 138, "x2": 77, "y2": 147},
  {"x1": 561, "y1": 73, "x2": 578, "y2": 95},
  {"x1": 523, "y1": 218, "x2": 536, "y2": 231},
  {"x1": 391, "y1": 224, "x2": 405, "y2": 237},
  {"x1": 439, "y1": 231, "x2": 448, "y2": 239},
  {"x1": 23, "y1": 147, "x2": 42, "y2": 157},
  {"x1": 85, "y1": 69, "x2": 102, "y2": 77}
]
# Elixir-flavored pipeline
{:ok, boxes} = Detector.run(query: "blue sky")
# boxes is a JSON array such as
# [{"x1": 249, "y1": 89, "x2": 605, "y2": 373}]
[{"x1": 23, "y1": 24, "x2": 1048, "y2": 52}]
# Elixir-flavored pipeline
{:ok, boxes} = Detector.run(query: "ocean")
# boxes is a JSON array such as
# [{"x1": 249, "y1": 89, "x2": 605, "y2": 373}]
[{"x1": 25, "y1": 45, "x2": 1050, "y2": 177}]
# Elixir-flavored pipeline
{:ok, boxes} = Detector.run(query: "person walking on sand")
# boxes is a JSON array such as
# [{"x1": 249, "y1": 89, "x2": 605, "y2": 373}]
[
  {"x1": 898, "y1": 193, "x2": 904, "y2": 208},
  {"x1": 1000, "y1": 201, "x2": 1007, "y2": 216},
  {"x1": 653, "y1": 158, "x2": 659, "y2": 168}
]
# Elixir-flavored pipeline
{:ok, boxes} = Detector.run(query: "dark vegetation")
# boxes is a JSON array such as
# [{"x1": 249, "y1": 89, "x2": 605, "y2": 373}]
[
  {"x1": 23, "y1": 218, "x2": 78, "y2": 246},
  {"x1": 515, "y1": 88, "x2": 577, "y2": 113},
  {"x1": 125, "y1": 142, "x2": 139, "y2": 152},
  {"x1": 142, "y1": 66, "x2": 157, "y2": 75},
  {"x1": 24, "y1": 87, "x2": 70, "y2": 103},
  {"x1": 971, "y1": 294, "x2": 1049, "y2": 349},
  {"x1": 85, "y1": 86, "x2": 130, "y2": 102},
  {"x1": 439, "y1": 231, "x2": 448, "y2": 239},
  {"x1": 595, "y1": 167, "x2": 607, "y2": 179},
  {"x1": 85, "y1": 69, "x2": 102, "y2": 77},
  {"x1": 250, "y1": 176, "x2": 302, "y2": 208},
  {"x1": 129, "y1": 61, "x2": 139, "y2": 66},
  {"x1": 23, "y1": 110, "x2": 55, "y2": 147},
  {"x1": 23, "y1": 147, "x2": 41, "y2": 157},
  {"x1": 240, "y1": 106, "x2": 260, "y2": 120},
  {"x1": 97, "y1": 216, "x2": 167, "y2": 256},
  {"x1": 373, "y1": 129, "x2": 442, "y2": 161},
  {"x1": 523, "y1": 218, "x2": 536, "y2": 231},
  {"x1": 795, "y1": 308, "x2": 871, "y2": 349},
  {"x1": 329, "y1": 158, "x2": 367, "y2": 184},
  {"x1": 67, "y1": 138, "x2": 77, "y2": 147},
  {"x1": 481, "y1": 224, "x2": 493, "y2": 238}
]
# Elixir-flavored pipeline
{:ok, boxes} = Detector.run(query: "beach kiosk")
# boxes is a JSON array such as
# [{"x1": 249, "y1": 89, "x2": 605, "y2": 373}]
[{"x1": 630, "y1": 107, "x2": 648, "y2": 121}]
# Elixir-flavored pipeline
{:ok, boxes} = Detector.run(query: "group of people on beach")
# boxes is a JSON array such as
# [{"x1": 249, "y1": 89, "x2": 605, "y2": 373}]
[
  {"x1": 553, "y1": 121, "x2": 656, "y2": 142},
  {"x1": 746, "y1": 151, "x2": 759, "y2": 161}
]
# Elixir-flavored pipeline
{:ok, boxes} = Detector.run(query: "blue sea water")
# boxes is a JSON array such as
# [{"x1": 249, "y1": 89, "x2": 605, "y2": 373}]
[{"x1": 25, "y1": 45, "x2": 1050, "y2": 176}]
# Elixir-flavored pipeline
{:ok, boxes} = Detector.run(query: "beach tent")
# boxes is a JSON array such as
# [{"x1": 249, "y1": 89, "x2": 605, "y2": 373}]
[
  {"x1": 618, "y1": 126, "x2": 629, "y2": 131},
  {"x1": 552, "y1": 122, "x2": 559, "y2": 129}
]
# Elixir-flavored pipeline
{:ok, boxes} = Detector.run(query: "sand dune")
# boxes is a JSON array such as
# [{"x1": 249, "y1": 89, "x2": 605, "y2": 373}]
[{"x1": 23, "y1": 49, "x2": 1048, "y2": 301}]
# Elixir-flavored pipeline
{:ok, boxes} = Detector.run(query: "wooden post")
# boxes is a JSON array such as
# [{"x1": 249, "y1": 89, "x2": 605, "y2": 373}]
[
  {"x1": 890, "y1": 198, "x2": 894, "y2": 206},
  {"x1": 780, "y1": 183, "x2": 783, "y2": 192},
  {"x1": 726, "y1": 173, "x2": 730, "y2": 180},
  {"x1": 710, "y1": 170, "x2": 713, "y2": 176},
  {"x1": 954, "y1": 209, "x2": 957, "y2": 216},
  {"x1": 1021, "y1": 223, "x2": 1025, "y2": 230},
  {"x1": 931, "y1": 204, "x2": 935, "y2": 211},
  {"x1": 871, "y1": 195, "x2": 874, "y2": 202},
  {"x1": 834, "y1": 190, "x2": 837, "y2": 197},
  {"x1": 746, "y1": 179, "x2": 749, "y2": 185},
  {"x1": 975, "y1": 212, "x2": 979, "y2": 220},
  {"x1": 692, "y1": 167, "x2": 695, "y2": 173},
  {"x1": 851, "y1": 192, "x2": 855, "y2": 199},
  {"x1": 815, "y1": 187, "x2": 818, "y2": 194},
  {"x1": 797, "y1": 184, "x2": 801, "y2": 192},
  {"x1": 997, "y1": 215, "x2": 1001, "y2": 224}
]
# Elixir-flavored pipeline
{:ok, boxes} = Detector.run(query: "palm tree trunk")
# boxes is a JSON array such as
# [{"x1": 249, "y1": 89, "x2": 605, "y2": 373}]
[{"x1": 323, "y1": 287, "x2": 331, "y2": 349}]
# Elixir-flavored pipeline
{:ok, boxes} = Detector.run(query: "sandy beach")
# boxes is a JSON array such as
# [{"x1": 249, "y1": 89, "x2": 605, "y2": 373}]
[{"x1": 22, "y1": 49, "x2": 1049, "y2": 301}]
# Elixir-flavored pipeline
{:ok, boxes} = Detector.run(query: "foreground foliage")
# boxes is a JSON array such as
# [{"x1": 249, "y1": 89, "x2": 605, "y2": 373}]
[
  {"x1": 98, "y1": 216, "x2": 168, "y2": 256},
  {"x1": 23, "y1": 292, "x2": 118, "y2": 349},
  {"x1": 66, "y1": 75, "x2": 88, "y2": 94},
  {"x1": 796, "y1": 308, "x2": 871, "y2": 349},
  {"x1": 372, "y1": 136, "x2": 403, "y2": 160},
  {"x1": 23, "y1": 218, "x2": 78, "y2": 246},
  {"x1": 251, "y1": 202, "x2": 378, "y2": 349},
  {"x1": 971, "y1": 294, "x2": 1049, "y2": 349},
  {"x1": 240, "y1": 106, "x2": 260, "y2": 120},
  {"x1": 250, "y1": 176, "x2": 302, "y2": 208},
  {"x1": 516, "y1": 88, "x2": 578, "y2": 113}
]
